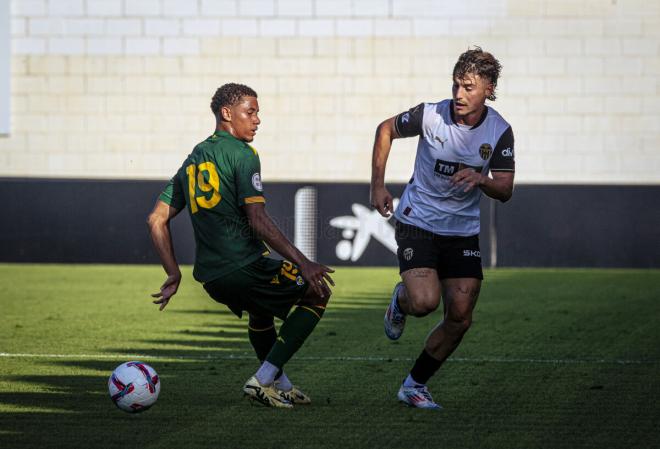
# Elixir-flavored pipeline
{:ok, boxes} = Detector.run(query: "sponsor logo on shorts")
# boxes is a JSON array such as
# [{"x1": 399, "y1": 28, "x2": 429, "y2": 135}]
[
  {"x1": 296, "y1": 275, "x2": 305, "y2": 286},
  {"x1": 252, "y1": 172, "x2": 263, "y2": 191},
  {"x1": 501, "y1": 147, "x2": 513, "y2": 157},
  {"x1": 401, "y1": 112, "x2": 410, "y2": 123},
  {"x1": 403, "y1": 247, "x2": 414, "y2": 261},
  {"x1": 463, "y1": 250, "x2": 481, "y2": 258}
]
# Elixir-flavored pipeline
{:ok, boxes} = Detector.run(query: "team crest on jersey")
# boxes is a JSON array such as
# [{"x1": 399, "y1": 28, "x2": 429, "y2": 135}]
[
  {"x1": 252, "y1": 173, "x2": 263, "y2": 191},
  {"x1": 479, "y1": 143, "x2": 493, "y2": 160}
]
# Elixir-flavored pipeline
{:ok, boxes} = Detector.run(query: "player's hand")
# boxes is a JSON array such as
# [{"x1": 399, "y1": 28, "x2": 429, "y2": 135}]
[
  {"x1": 452, "y1": 168, "x2": 484, "y2": 193},
  {"x1": 370, "y1": 185, "x2": 394, "y2": 217},
  {"x1": 299, "y1": 260, "x2": 335, "y2": 299},
  {"x1": 151, "y1": 272, "x2": 181, "y2": 311}
]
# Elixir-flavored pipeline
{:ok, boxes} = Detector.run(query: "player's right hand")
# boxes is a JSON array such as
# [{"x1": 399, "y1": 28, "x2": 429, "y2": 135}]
[
  {"x1": 300, "y1": 261, "x2": 335, "y2": 299},
  {"x1": 151, "y1": 272, "x2": 181, "y2": 311},
  {"x1": 370, "y1": 185, "x2": 394, "y2": 217}
]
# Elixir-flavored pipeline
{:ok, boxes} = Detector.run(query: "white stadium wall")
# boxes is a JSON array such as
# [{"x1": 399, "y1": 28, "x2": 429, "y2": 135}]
[{"x1": 1, "y1": 0, "x2": 659, "y2": 184}]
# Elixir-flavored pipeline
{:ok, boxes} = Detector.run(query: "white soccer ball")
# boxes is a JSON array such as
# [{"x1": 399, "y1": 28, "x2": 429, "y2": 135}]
[{"x1": 108, "y1": 361, "x2": 160, "y2": 413}]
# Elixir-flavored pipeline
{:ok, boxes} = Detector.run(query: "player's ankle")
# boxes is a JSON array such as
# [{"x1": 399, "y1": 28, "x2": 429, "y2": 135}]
[
  {"x1": 255, "y1": 360, "x2": 280, "y2": 386},
  {"x1": 403, "y1": 374, "x2": 423, "y2": 388}
]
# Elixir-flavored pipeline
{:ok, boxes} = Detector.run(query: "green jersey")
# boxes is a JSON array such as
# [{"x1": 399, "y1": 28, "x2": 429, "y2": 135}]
[{"x1": 159, "y1": 130, "x2": 267, "y2": 283}]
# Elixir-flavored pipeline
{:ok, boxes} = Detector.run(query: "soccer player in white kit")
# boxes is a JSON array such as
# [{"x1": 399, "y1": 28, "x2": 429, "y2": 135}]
[{"x1": 370, "y1": 48, "x2": 515, "y2": 409}]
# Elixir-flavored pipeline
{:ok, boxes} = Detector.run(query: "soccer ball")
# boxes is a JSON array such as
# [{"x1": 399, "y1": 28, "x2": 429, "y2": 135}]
[{"x1": 108, "y1": 361, "x2": 160, "y2": 413}]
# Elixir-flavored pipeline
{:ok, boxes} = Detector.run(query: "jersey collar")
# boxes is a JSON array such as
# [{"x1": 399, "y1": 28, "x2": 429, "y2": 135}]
[{"x1": 449, "y1": 100, "x2": 489, "y2": 130}]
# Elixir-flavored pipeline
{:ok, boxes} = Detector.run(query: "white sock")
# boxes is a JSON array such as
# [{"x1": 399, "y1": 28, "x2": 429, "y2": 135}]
[
  {"x1": 274, "y1": 372, "x2": 293, "y2": 391},
  {"x1": 403, "y1": 374, "x2": 423, "y2": 388},
  {"x1": 255, "y1": 361, "x2": 279, "y2": 386}
]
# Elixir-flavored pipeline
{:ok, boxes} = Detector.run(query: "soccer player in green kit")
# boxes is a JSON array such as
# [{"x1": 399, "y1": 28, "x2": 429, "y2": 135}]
[{"x1": 147, "y1": 83, "x2": 335, "y2": 409}]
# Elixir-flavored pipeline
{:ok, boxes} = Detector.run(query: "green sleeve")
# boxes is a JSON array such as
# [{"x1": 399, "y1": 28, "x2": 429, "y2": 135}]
[
  {"x1": 159, "y1": 176, "x2": 186, "y2": 210},
  {"x1": 235, "y1": 148, "x2": 265, "y2": 205}
]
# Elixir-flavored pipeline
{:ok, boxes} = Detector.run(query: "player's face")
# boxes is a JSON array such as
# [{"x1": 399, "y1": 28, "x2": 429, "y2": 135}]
[
  {"x1": 225, "y1": 96, "x2": 260, "y2": 142},
  {"x1": 452, "y1": 73, "x2": 492, "y2": 125}
]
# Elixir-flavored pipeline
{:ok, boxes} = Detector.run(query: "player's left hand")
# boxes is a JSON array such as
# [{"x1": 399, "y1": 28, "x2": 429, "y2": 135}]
[
  {"x1": 452, "y1": 168, "x2": 484, "y2": 193},
  {"x1": 151, "y1": 272, "x2": 181, "y2": 311},
  {"x1": 299, "y1": 260, "x2": 335, "y2": 299}
]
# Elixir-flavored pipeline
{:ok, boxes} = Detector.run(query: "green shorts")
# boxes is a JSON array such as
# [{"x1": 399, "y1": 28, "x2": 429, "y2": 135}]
[{"x1": 203, "y1": 257, "x2": 309, "y2": 320}]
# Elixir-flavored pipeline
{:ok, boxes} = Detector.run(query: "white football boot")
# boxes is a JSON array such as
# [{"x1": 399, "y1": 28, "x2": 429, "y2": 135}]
[
  {"x1": 243, "y1": 376, "x2": 293, "y2": 408},
  {"x1": 397, "y1": 384, "x2": 443, "y2": 410}
]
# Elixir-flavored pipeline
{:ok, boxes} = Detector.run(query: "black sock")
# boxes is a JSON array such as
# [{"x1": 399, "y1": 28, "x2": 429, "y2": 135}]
[
  {"x1": 248, "y1": 318, "x2": 277, "y2": 361},
  {"x1": 409, "y1": 349, "x2": 443, "y2": 385},
  {"x1": 248, "y1": 317, "x2": 284, "y2": 379}
]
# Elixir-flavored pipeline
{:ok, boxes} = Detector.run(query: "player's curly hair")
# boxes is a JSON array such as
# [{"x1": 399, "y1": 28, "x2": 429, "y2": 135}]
[
  {"x1": 453, "y1": 47, "x2": 502, "y2": 101},
  {"x1": 210, "y1": 83, "x2": 258, "y2": 116}
]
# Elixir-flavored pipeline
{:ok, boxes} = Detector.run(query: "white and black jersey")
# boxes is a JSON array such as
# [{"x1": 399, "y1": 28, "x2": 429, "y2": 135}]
[{"x1": 393, "y1": 100, "x2": 515, "y2": 237}]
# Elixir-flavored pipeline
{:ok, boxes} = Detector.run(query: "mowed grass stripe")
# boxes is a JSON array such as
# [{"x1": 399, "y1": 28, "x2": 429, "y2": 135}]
[{"x1": 0, "y1": 352, "x2": 658, "y2": 365}]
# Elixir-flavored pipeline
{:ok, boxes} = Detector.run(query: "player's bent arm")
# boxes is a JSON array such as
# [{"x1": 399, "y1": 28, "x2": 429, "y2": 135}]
[
  {"x1": 147, "y1": 200, "x2": 182, "y2": 279},
  {"x1": 243, "y1": 202, "x2": 334, "y2": 297},
  {"x1": 480, "y1": 171, "x2": 514, "y2": 202},
  {"x1": 371, "y1": 117, "x2": 400, "y2": 188},
  {"x1": 243, "y1": 202, "x2": 307, "y2": 267},
  {"x1": 370, "y1": 117, "x2": 399, "y2": 216}
]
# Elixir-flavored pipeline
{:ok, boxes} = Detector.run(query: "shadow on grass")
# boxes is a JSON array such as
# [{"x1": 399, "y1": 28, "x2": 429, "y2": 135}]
[
  {"x1": 0, "y1": 285, "x2": 397, "y2": 448},
  {"x1": 0, "y1": 357, "x2": 263, "y2": 448}
]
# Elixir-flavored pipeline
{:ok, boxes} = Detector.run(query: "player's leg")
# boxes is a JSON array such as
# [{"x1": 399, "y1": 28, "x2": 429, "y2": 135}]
[
  {"x1": 397, "y1": 278, "x2": 479, "y2": 410},
  {"x1": 423, "y1": 235, "x2": 483, "y2": 365},
  {"x1": 396, "y1": 273, "x2": 445, "y2": 409},
  {"x1": 256, "y1": 288, "x2": 327, "y2": 404},
  {"x1": 244, "y1": 258, "x2": 329, "y2": 406},
  {"x1": 247, "y1": 313, "x2": 289, "y2": 384},
  {"x1": 257, "y1": 288, "x2": 329, "y2": 387},
  {"x1": 424, "y1": 278, "x2": 480, "y2": 362},
  {"x1": 245, "y1": 312, "x2": 306, "y2": 405},
  {"x1": 399, "y1": 268, "x2": 442, "y2": 316},
  {"x1": 385, "y1": 222, "x2": 440, "y2": 340},
  {"x1": 248, "y1": 313, "x2": 277, "y2": 361},
  {"x1": 397, "y1": 235, "x2": 483, "y2": 409}
]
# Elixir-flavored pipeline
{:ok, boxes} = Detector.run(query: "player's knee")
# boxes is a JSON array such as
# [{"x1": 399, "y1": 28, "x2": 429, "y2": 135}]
[
  {"x1": 300, "y1": 296, "x2": 329, "y2": 310},
  {"x1": 407, "y1": 291, "x2": 439, "y2": 316},
  {"x1": 446, "y1": 315, "x2": 472, "y2": 336},
  {"x1": 300, "y1": 289, "x2": 331, "y2": 308}
]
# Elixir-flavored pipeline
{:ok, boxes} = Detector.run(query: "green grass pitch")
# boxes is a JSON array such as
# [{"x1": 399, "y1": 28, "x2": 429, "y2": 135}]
[{"x1": 1, "y1": 264, "x2": 659, "y2": 449}]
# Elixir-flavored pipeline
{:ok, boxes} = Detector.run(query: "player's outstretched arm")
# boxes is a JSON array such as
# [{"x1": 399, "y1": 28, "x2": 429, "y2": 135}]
[
  {"x1": 370, "y1": 117, "x2": 399, "y2": 217},
  {"x1": 243, "y1": 202, "x2": 334, "y2": 298},
  {"x1": 147, "y1": 200, "x2": 183, "y2": 310}
]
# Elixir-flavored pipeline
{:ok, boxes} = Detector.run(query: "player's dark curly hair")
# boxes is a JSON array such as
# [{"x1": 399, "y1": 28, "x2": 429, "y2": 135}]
[
  {"x1": 453, "y1": 47, "x2": 502, "y2": 101},
  {"x1": 210, "y1": 83, "x2": 258, "y2": 116}
]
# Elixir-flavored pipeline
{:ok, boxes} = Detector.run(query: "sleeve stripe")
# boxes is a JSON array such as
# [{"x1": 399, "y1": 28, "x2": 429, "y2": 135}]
[
  {"x1": 393, "y1": 114, "x2": 402, "y2": 137},
  {"x1": 243, "y1": 196, "x2": 266, "y2": 204}
]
